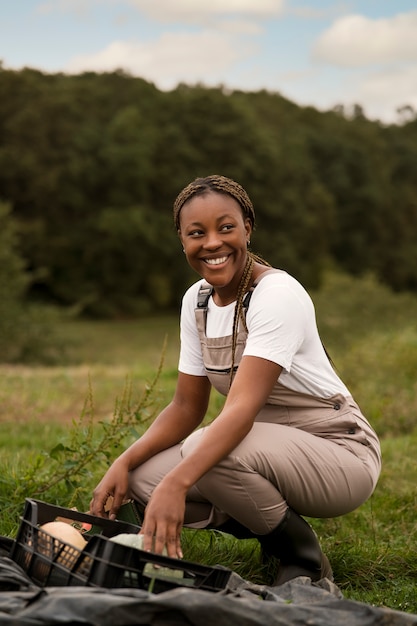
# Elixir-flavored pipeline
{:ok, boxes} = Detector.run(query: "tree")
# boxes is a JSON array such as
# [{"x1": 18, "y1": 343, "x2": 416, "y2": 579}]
[
  {"x1": 0, "y1": 202, "x2": 54, "y2": 361},
  {"x1": 1, "y1": 67, "x2": 417, "y2": 321}
]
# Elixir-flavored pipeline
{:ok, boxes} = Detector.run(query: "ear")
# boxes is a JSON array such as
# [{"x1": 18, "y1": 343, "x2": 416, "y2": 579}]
[{"x1": 244, "y1": 218, "x2": 252, "y2": 242}]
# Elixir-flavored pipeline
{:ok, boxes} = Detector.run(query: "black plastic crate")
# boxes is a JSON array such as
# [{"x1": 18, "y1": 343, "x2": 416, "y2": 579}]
[
  {"x1": 68, "y1": 534, "x2": 231, "y2": 593},
  {"x1": 10, "y1": 498, "x2": 141, "y2": 588},
  {"x1": 10, "y1": 499, "x2": 232, "y2": 593}
]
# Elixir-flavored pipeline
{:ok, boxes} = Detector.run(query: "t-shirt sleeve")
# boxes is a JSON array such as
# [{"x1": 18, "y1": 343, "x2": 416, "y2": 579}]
[
  {"x1": 178, "y1": 281, "x2": 207, "y2": 376},
  {"x1": 243, "y1": 280, "x2": 309, "y2": 372}
]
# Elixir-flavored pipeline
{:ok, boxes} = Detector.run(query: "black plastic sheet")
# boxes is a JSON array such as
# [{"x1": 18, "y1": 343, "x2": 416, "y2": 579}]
[{"x1": 1, "y1": 556, "x2": 417, "y2": 626}]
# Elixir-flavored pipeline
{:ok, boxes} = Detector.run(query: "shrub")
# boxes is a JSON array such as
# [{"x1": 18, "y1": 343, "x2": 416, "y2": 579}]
[{"x1": 0, "y1": 201, "x2": 66, "y2": 363}]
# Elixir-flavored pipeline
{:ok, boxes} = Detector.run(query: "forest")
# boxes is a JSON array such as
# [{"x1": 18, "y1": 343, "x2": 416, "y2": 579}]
[{"x1": 1, "y1": 64, "x2": 417, "y2": 322}]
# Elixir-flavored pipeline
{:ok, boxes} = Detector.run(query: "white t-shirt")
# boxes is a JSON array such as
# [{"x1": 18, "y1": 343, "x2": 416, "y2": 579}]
[{"x1": 178, "y1": 271, "x2": 350, "y2": 398}]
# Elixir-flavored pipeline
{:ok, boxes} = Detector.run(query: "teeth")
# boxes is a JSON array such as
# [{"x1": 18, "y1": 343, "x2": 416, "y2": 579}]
[{"x1": 205, "y1": 256, "x2": 228, "y2": 265}]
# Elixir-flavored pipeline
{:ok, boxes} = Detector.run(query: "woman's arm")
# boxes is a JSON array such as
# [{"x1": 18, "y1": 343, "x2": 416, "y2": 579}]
[
  {"x1": 170, "y1": 356, "x2": 283, "y2": 486},
  {"x1": 142, "y1": 355, "x2": 282, "y2": 556},
  {"x1": 89, "y1": 372, "x2": 211, "y2": 517}
]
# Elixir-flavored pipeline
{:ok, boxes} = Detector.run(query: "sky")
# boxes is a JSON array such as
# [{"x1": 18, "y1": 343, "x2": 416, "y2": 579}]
[{"x1": 1, "y1": 0, "x2": 417, "y2": 124}]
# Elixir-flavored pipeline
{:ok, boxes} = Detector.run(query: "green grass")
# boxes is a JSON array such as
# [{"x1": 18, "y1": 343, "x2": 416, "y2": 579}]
[
  {"x1": 1, "y1": 270, "x2": 417, "y2": 613},
  {"x1": 0, "y1": 316, "x2": 180, "y2": 424}
]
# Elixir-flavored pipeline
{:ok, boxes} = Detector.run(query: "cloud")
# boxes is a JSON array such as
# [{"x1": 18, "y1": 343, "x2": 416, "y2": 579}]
[
  {"x1": 38, "y1": 0, "x2": 285, "y2": 23},
  {"x1": 313, "y1": 10, "x2": 417, "y2": 67},
  {"x1": 126, "y1": 0, "x2": 285, "y2": 24},
  {"x1": 217, "y1": 19, "x2": 262, "y2": 35},
  {"x1": 288, "y1": 2, "x2": 351, "y2": 20},
  {"x1": 356, "y1": 65, "x2": 417, "y2": 117},
  {"x1": 65, "y1": 29, "x2": 256, "y2": 88}
]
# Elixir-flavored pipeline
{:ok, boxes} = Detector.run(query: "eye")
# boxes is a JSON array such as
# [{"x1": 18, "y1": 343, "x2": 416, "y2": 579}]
[
  {"x1": 220, "y1": 223, "x2": 234, "y2": 232},
  {"x1": 188, "y1": 229, "x2": 204, "y2": 237}
]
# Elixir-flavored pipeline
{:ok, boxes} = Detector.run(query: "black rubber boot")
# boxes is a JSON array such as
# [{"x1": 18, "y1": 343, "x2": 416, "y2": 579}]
[
  {"x1": 214, "y1": 518, "x2": 258, "y2": 540},
  {"x1": 259, "y1": 508, "x2": 333, "y2": 586}
]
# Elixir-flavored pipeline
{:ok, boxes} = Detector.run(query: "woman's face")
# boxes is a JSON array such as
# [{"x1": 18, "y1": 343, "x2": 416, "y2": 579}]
[{"x1": 179, "y1": 191, "x2": 252, "y2": 303}]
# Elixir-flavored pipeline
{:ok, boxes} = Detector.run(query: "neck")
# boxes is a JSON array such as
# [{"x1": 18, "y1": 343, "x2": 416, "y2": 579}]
[{"x1": 212, "y1": 255, "x2": 254, "y2": 307}]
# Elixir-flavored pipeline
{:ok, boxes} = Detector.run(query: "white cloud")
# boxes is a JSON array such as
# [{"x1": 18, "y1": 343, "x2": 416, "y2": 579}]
[
  {"x1": 288, "y1": 2, "x2": 351, "y2": 20},
  {"x1": 126, "y1": 0, "x2": 285, "y2": 23},
  {"x1": 356, "y1": 65, "x2": 417, "y2": 119},
  {"x1": 65, "y1": 29, "x2": 256, "y2": 88},
  {"x1": 38, "y1": 0, "x2": 285, "y2": 23},
  {"x1": 217, "y1": 19, "x2": 262, "y2": 35},
  {"x1": 313, "y1": 10, "x2": 417, "y2": 67}
]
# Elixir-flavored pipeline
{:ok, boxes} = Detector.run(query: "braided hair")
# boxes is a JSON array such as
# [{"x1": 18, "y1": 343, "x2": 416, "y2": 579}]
[{"x1": 174, "y1": 175, "x2": 271, "y2": 386}]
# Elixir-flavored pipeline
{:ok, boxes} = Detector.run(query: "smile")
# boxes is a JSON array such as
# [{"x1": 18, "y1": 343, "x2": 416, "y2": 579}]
[{"x1": 204, "y1": 256, "x2": 229, "y2": 265}]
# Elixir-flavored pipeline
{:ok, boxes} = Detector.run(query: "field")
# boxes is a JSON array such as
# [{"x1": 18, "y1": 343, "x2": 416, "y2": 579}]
[{"x1": 1, "y1": 271, "x2": 417, "y2": 612}]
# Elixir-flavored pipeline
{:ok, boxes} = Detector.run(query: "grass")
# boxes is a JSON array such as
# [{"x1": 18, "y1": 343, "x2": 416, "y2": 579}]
[{"x1": 1, "y1": 270, "x2": 417, "y2": 613}]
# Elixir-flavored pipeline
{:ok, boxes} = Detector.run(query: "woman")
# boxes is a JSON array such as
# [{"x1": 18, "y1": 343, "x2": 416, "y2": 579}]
[{"x1": 90, "y1": 174, "x2": 381, "y2": 586}]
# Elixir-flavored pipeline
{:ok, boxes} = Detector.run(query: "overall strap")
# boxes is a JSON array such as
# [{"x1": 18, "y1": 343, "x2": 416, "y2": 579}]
[
  {"x1": 196, "y1": 282, "x2": 213, "y2": 310},
  {"x1": 195, "y1": 281, "x2": 254, "y2": 332},
  {"x1": 196, "y1": 269, "x2": 281, "y2": 316}
]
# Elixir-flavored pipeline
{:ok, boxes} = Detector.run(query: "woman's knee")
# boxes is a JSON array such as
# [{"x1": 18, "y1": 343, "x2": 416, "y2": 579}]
[
  {"x1": 128, "y1": 444, "x2": 183, "y2": 504},
  {"x1": 127, "y1": 465, "x2": 153, "y2": 505},
  {"x1": 181, "y1": 427, "x2": 207, "y2": 457}
]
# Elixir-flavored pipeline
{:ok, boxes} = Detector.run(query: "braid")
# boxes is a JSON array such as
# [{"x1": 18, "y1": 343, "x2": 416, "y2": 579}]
[
  {"x1": 229, "y1": 251, "x2": 270, "y2": 388},
  {"x1": 173, "y1": 174, "x2": 271, "y2": 389}
]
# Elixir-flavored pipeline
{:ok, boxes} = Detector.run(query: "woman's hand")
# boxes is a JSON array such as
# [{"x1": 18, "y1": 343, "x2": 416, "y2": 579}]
[
  {"x1": 140, "y1": 478, "x2": 186, "y2": 559},
  {"x1": 89, "y1": 459, "x2": 129, "y2": 519}
]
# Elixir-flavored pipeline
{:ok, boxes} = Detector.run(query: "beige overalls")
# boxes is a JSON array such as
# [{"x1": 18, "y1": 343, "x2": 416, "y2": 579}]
[{"x1": 128, "y1": 280, "x2": 381, "y2": 535}]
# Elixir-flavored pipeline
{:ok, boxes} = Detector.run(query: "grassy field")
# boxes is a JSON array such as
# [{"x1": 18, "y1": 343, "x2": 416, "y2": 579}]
[{"x1": 1, "y1": 270, "x2": 417, "y2": 612}]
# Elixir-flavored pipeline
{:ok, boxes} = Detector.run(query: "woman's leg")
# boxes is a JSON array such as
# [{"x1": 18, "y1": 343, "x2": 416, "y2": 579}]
[
  {"x1": 128, "y1": 422, "x2": 377, "y2": 585},
  {"x1": 127, "y1": 443, "x2": 229, "y2": 528},
  {"x1": 181, "y1": 422, "x2": 377, "y2": 534}
]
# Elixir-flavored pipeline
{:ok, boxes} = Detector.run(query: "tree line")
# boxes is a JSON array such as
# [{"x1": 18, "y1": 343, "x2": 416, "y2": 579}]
[{"x1": 1, "y1": 65, "x2": 417, "y2": 318}]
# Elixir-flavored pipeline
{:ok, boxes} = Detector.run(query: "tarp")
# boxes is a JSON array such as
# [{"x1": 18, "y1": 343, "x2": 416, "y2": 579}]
[{"x1": 1, "y1": 554, "x2": 417, "y2": 626}]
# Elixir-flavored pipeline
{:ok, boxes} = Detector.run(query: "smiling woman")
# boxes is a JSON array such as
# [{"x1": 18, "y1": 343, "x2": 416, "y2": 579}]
[
  {"x1": 179, "y1": 193, "x2": 252, "y2": 304},
  {"x1": 89, "y1": 174, "x2": 381, "y2": 588}
]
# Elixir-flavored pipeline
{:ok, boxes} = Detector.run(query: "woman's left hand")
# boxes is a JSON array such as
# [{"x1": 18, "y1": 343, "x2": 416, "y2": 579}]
[{"x1": 140, "y1": 479, "x2": 186, "y2": 559}]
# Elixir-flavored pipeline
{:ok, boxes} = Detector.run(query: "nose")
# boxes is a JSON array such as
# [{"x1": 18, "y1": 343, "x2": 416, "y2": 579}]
[{"x1": 203, "y1": 230, "x2": 222, "y2": 250}]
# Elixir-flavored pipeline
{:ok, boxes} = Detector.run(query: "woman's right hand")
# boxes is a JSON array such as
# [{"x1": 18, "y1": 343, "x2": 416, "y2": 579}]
[
  {"x1": 89, "y1": 458, "x2": 129, "y2": 519},
  {"x1": 89, "y1": 374, "x2": 211, "y2": 519}
]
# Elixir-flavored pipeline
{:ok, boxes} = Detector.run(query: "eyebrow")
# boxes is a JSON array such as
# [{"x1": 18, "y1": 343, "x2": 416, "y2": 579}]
[{"x1": 186, "y1": 214, "x2": 238, "y2": 227}]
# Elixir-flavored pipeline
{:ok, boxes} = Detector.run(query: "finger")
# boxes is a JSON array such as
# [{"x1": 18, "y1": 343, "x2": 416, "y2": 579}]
[
  {"x1": 153, "y1": 528, "x2": 169, "y2": 556},
  {"x1": 153, "y1": 520, "x2": 181, "y2": 559},
  {"x1": 165, "y1": 529, "x2": 180, "y2": 559},
  {"x1": 140, "y1": 518, "x2": 157, "y2": 553},
  {"x1": 173, "y1": 521, "x2": 183, "y2": 559},
  {"x1": 89, "y1": 490, "x2": 111, "y2": 517},
  {"x1": 108, "y1": 492, "x2": 125, "y2": 521},
  {"x1": 176, "y1": 527, "x2": 183, "y2": 559}
]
